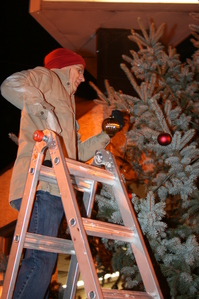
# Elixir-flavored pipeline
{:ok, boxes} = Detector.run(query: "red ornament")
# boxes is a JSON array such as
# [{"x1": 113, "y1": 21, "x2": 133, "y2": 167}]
[
  {"x1": 128, "y1": 193, "x2": 132, "y2": 200},
  {"x1": 157, "y1": 133, "x2": 172, "y2": 146}
]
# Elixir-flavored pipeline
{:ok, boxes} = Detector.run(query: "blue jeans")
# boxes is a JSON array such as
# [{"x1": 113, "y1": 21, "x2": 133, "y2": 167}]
[{"x1": 12, "y1": 191, "x2": 64, "y2": 299}]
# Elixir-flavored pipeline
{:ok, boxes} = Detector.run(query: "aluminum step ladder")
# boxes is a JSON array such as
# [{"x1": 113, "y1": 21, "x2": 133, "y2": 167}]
[{"x1": 2, "y1": 129, "x2": 164, "y2": 299}]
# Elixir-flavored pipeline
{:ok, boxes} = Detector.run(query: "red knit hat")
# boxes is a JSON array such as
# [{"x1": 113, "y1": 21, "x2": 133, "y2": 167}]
[{"x1": 44, "y1": 48, "x2": 86, "y2": 69}]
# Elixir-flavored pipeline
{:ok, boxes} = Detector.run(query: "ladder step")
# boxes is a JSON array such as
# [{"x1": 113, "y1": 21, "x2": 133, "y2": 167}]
[
  {"x1": 24, "y1": 218, "x2": 134, "y2": 255},
  {"x1": 39, "y1": 159, "x2": 115, "y2": 189},
  {"x1": 83, "y1": 218, "x2": 134, "y2": 242},
  {"x1": 24, "y1": 233, "x2": 75, "y2": 255},
  {"x1": 40, "y1": 165, "x2": 93, "y2": 192},
  {"x1": 102, "y1": 289, "x2": 153, "y2": 298}
]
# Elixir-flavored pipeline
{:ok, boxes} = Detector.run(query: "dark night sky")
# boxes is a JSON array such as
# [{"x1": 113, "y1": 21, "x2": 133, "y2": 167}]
[{"x1": 0, "y1": 0, "x2": 96, "y2": 172}]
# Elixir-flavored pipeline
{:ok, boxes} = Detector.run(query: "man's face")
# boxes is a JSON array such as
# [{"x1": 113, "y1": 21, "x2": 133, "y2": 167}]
[{"x1": 68, "y1": 64, "x2": 85, "y2": 95}]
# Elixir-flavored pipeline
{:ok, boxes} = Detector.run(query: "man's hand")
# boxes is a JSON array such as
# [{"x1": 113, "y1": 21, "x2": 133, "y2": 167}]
[{"x1": 111, "y1": 110, "x2": 124, "y2": 129}]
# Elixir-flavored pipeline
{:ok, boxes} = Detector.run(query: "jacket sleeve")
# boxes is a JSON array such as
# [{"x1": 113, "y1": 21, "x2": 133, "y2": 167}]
[
  {"x1": 0, "y1": 68, "x2": 61, "y2": 133},
  {"x1": 77, "y1": 130, "x2": 110, "y2": 162}
]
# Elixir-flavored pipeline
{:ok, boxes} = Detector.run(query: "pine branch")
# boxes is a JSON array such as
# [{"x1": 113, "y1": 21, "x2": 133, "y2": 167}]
[
  {"x1": 89, "y1": 81, "x2": 110, "y2": 105},
  {"x1": 179, "y1": 129, "x2": 196, "y2": 150},
  {"x1": 153, "y1": 23, "x2": 166, "y2": 44},
  {"x1": 149, "y1": 97, "x2": 171, "y2": 135},
  {"x1": 120, "y1": 63, "x2": 142, "y2": 98},
  {"x1": 137, "y1": 17, "x2": 149, "y2": 43},
  {"x1": 148, "y1": 73, "x2": 156, "y2": 98},
  {"x1": 128, "y1": 33, "x2": 148, "y2": 48}
]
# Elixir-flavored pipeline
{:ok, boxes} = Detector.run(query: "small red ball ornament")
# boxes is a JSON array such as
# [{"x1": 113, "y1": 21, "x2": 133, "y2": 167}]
[
  {"x1": 128, "y1": 193, "x2": 132, "y2": 200},
  {"x1": 157, "y1": 133, "x2": 172, "y2": 146}
]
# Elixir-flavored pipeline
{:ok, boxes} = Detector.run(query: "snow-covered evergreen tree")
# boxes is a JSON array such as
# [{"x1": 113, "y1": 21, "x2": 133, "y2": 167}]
[{"x1": 91, "y1": 14, "x2": 199, "y2": 299}]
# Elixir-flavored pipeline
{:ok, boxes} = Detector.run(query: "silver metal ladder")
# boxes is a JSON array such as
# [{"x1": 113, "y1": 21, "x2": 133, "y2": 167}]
[{"x1": 2, "y1": 129, "x2": 164, "y2": 299}]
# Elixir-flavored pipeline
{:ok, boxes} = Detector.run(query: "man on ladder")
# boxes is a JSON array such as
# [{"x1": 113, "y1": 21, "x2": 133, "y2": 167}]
[{"x1": 1, "y1": 48, "x2": 114, "y2": 299}]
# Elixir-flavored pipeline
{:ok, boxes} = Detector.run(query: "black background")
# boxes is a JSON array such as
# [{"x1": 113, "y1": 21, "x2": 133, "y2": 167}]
[{"x1": 0, "y1": 0, "x2": 96, "y2": 172}]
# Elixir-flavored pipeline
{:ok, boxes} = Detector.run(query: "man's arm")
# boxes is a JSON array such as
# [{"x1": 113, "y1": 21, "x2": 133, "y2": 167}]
[
  {"x1": 77, "y1": 130, "x2": 110, "y2": 162},
  {"x1": 1, "y1": 68, "x2": 61, "y2": 133}
]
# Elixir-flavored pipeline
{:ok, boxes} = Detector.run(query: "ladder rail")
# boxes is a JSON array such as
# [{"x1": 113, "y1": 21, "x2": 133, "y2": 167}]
[
  {"x1": 63, "y1": 255, "x2": 79, "y2": 299},
  {"x1": 1, "y1": 142, "x2": 46, "y2": 299},
  {"x1": 63, "y1": 180, "x2": 98, "y2": 299},
  {"x1": 49, "y1": 131, "x2": 104, "y2": 299},
  {"x1": 99, "y1": 151, "x2": 163, "y2": 298}
]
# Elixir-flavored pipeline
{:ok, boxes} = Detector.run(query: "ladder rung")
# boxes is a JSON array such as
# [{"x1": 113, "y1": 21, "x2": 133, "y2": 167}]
[
  {"x1": 83, "y1": 218, "x2": 134, "y2": 242},
  {"x1": 24, "y1": 219, "x2": 134, "y2": 254},
  {"x1": 66, "y1": 158, "x2": 115, "y2": 184},
  {"x1": 39, "y1": 166, "x2": 93, "y2": 192},
  {"x1": 102, "y1": 289, "x2": 153, "y2": 298},
  {"x1": 24, "y1": 232, "x2": 75, "y2": 255},
  {"x1": 39, "y1": 159, "x2": 115, "y2": 188}
]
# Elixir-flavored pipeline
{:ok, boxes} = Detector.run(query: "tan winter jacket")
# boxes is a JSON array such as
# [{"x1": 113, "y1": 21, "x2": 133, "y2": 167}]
[{"x1": 1, "y1": 66, "x2": 110, "y2": 204}]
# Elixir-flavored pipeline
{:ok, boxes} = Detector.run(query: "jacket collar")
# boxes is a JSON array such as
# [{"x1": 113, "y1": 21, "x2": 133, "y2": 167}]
[
  {"x1": 51, "y1": 68, "x2": 71, "y2": 95},
  {"x1": 51, "y1": 68, "x2": 75, "y2": 113}
]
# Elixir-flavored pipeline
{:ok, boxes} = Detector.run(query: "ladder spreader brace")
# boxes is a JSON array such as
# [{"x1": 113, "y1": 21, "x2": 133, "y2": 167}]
[{"x1": 2, "y1": 129, "x2": 164, "y2": 299}]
